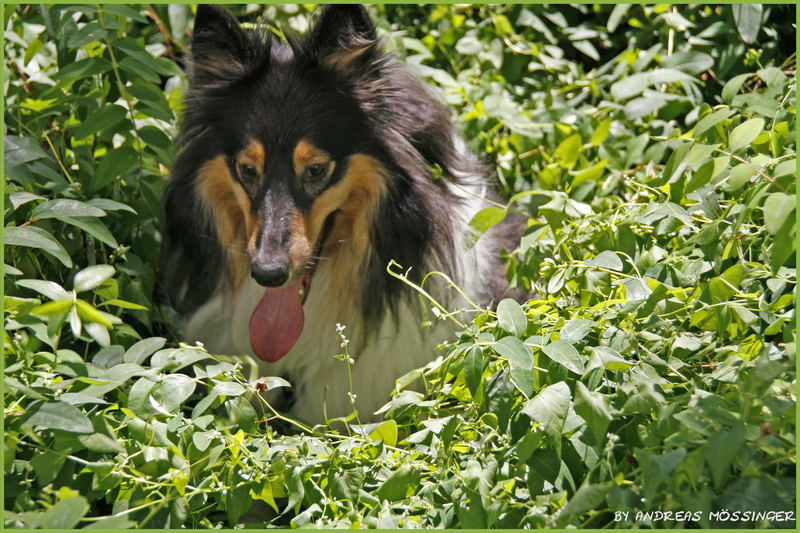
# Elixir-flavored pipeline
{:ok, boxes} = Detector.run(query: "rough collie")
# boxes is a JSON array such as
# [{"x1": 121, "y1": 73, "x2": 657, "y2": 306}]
[{"x1": 161, "y1": 4, "x2": 520, "y2": 422}]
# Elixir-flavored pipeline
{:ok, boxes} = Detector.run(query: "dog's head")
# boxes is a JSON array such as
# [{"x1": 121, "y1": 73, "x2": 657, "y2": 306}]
[
  {"x1": 162, "y1": 5, "x2": 458, "y2": 360},
  {"x1": 185, "y1": 5, "x2": 388, "y2": 290},
  {"x1": 162, "y1": 5, "x2": 401, "y2": 361}
]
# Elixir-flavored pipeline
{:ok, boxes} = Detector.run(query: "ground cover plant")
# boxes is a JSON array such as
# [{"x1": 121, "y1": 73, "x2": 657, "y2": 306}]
[{"x1": 3, "y1": 3, "x2": 796, "y2": 529}]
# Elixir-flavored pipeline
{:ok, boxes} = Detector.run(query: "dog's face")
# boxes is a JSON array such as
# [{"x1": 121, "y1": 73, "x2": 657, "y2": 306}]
[{"x1": 188, "y1": 5, "x2": 387, "y2": 289}]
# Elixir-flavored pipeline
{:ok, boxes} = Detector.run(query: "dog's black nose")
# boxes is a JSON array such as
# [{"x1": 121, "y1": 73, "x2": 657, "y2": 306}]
[{"x1": 251, "y1": 262, "x2": 290, "y2": 287}]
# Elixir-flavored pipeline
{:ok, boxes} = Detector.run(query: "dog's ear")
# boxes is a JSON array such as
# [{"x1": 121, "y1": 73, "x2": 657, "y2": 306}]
[
  {"x1": 304, "y1": 5, "x2": 379, "y2": 73},
  {"x1": 189, "y1": 5, "x2": 265, "y2": 88}
]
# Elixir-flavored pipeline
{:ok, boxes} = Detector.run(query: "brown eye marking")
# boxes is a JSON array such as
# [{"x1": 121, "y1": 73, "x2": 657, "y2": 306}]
[
  {"x1": 234, "y1": 139, "x2": 265, "y2": 184},
  {"x1": 293, "y1": 139, "x2": 334, "y2": 188}
]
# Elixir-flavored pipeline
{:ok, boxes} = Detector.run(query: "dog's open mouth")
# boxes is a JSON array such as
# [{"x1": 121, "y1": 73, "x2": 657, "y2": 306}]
[{"x1": 248, "y1": 214, "x2": 336, "y2": 363}]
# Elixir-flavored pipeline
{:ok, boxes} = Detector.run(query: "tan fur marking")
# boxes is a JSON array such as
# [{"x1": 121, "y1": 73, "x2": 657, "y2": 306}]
[
  {"x1": 196, "y1": 156, "x2": 253, "y2": 286},
  {"x1": 293, "y1": 139, "x2": 333, "y2": 177},
  {"x1": 292, "y1": 154, "x2": 388, "y2": 305},
  {"x1": 288, "y1": 210, "x2": 313, "y2": 274},
  {"x1": 236, "y1": 139, "x2": 265, "y2": 172},
  {"x1": 247, "y1": 208, "x2": 262, "y2": 256}
]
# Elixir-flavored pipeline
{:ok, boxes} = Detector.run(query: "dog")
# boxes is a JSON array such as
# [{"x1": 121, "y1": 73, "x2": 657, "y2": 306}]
[{"x1": 160, "y1": 4, "x2": 521, "y2": 423}]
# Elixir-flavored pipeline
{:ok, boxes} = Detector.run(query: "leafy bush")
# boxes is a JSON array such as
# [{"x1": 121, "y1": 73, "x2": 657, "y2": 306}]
[{"x1": 3, "y1": 4, "x2": 796, "y2": 529}]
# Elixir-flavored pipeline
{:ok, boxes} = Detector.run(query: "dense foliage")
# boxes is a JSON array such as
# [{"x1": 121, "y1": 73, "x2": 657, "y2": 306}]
[{"x1": 3, "y1": 4, "x2": 796, "y2": 529}]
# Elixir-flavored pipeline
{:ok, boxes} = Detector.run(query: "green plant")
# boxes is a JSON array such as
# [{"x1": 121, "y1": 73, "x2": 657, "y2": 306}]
[{"x1": 4, "y1": 4, "x2": 795, "y2": 529}]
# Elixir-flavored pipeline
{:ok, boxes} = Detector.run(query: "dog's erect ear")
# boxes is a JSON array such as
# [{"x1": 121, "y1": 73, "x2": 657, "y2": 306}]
[
  {"x1": 304, "y1": 5, "x2": 379, "y2": 73},
  {"x1": 189, "y1": 4, "x2": 265, "y2": 88}
]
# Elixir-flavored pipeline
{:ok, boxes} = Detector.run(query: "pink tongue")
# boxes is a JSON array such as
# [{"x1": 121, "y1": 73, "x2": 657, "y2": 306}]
[{"x1": 249, "y1": 278, "x2": 305, "y2": 362}]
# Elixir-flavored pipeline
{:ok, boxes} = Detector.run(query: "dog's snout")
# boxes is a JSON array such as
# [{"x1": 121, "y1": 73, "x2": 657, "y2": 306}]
[{"x1": 251, "y1": 260, "x2": 290, "y2": 287}]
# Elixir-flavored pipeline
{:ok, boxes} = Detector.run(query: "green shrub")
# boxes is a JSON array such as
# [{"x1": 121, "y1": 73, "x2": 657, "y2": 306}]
[{"x1": 4, "y1": 4, "x2": 795, "y2": 529}]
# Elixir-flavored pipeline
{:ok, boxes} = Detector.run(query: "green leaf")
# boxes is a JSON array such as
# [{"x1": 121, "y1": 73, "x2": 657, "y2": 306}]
[
  {"x1": 124, "y1": 337, "x2": 167, "y2": 364},
  {"x1": 571, "y1": 39, "x2": 599, "y2": 61},
  {"x1": 463, "y1": 346, "x2": 483, "y2": 397},
  {"x1": 686, "y1": 156, "x2": 729, "y2": 192},
  {"x1": 211, "y1": 381, "x2": 246, "y2": 397},
  {"x1": 128, "y1": 81, "x2": 174, "y2": 121},
  {"x1": 65, "y1": 21, "x2": 107, "y2": 48},
  {"x1": 30, "y1": 199, "x2": 106, "y2": 219},
  {"x1": 721, "y1": 74, "x2": 751, "y2": 104},
  {"x1": 118, "y1": 56, "x2": 161, "y2": 83},
  {"x1": 73, "y1": 264, "x2": 115, "y2": 293},
  {"x1": 724, "y1": 163, "x2": 755, "y2": 192},
  {"x1": 4, "y1": 135, "x2": 49, "y2": 167},
  {"x1": 571, "y1": 158, "x2": 607, "y2": 185},
  {"x1": 660, "y1": 142, "x2": 691, "y2": 185},
  {"x1": 78, "y1": 432, "x2": 124, "y2": 454},
  {"x1": 686, "y1": 143, "x2": 717, "y2": 168},
  {"x1": 30, "y1": 299, "x2": 73, "y2": 317},
  {"x1": 732, "y1": 4, "x2": 763, "y2": 44},
  {"x1": 728, "y1": 118, "x2": 765, "y2": 153},
  {"x1": 584, "y1": 250, "x2": 622, "y2": 271},
  {"x1": 93, "y1": 147, "x2": 140, "y2": 192},
  {"x1": 31, "y1": 450, "x2": 66, "y2": 485},
  {"x1": 73, "y1": 105, "x2": 128, "y2": 141},
  {"x1": 469, "y1": 206, "x2": 507, "y2": 236},
  {"x1": 554, "y1": 134, "x2": 582, "y2": 169},
  {"x1": 75, "y1": 299, "x2": 115, "y2": 328},
  {"x1": 256, "y1": 376, "x2": 292, "y2": 391},
  {"x1": 709, "y1": 264, "x2": 746, "y2": 303},
  {"x1": 542, "y1": 340, "x2": 585, "y2": 374},
  {"x1": 591, "y1": 346, "x2": 633, "y2": 371},
  {"x1": 226, "y1": 484, "x2": 252, "y2": 525},
  {"x1": 369, "y1": 419, "x2": 398, "y2": 446},
  {"x1": 8, "y1": 191, "x2": 45, "y2": 210},
  {"x1": 763, "y1": 193, "x2": 796, "y2": 235},
  {"x1": 757, "y1": 67, "x2": 786, "y2": 87},
  {"x1": 40, "y1": 497, "x2": 89, "y2": 529},
  {"x1": 559, "y1": 319, "x2": 594, "y2": 344},
  {"x1": 509, "y1": 361, "x2": 535, "y2": 398},
  {"x1": 153, "y1": 374, "x2": 197, "y2": 413},
  {"x1": 192, "y1": 430, "x2": 214, "y2": 452},
  {"x1": 607, "y1": 4, "x2": 631, "y2": 32},
  {"x1": 496, "y1": 298, "x2": 527, "y2": 337},
  {"x1": 60, "y1": 217, "x2": 118, "y2": 248},
  {"x1": 127, "y1": 377, "x2": 157, "y2": 418},
  {"x1": 53, "y1": 57, "x2": 113, "y2": 81},
  {"x1": 494, "y1": 336, "x2": 533, "y2": 369},
  {"x1": 151, "y1": 348, "x2": 208, "y2": 371},
  {"x1": 377, "y1": 464, "x2": 420, "y2": 501},
  {"x1": 694, "y1": 108, "x2": 736, "y2": 137},
  {"x1": 522, "y1": 381, "x2": 571, "y2": 456},
  {"x1": 4, "y1": 226, "x2": 73, "y2": 267},
  {"x1": 97, "y1": 298, "x2": 148, "y2": 310},
  {"x1": 591, "y1": 119, "x2": 611, "y2": 146},
  {"x1": 557, "y1": 483, "x2": 610, "y2": 525},
  {"x1": 610, "y1": 69, "x2": 693, "y2": 101},
  {"x1": 634, "y1": 448, "x2": 687, "y2": 501},
  {"x1": 86, "y1": 198, "x2": 138, "y2": 214},
  {"x1": 16, "y1": 278, "x2": 70, "y2": 300},
  {"x1": 661, "y1": 51, "x2": 713, "y2": 76},
  {"x1": 573, "y1": 381, "x2": 612, "y2": 443},
  {"x1": 27, "y1": 401, "x2": 94, "y2": 434}
]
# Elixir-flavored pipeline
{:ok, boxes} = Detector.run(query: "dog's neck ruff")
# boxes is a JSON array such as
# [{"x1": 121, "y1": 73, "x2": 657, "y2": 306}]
[{"x1": 248, "y1": 215, "x2": 331, "y2": 362}]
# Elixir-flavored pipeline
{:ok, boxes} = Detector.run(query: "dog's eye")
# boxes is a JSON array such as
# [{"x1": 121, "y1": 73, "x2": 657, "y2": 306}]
[
  {"x1": 305, "y1": 163, "x2": 328, "y2": 181},
  {"x1": 238, "y1": 163, "x2": 258, "y2": 181}
]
